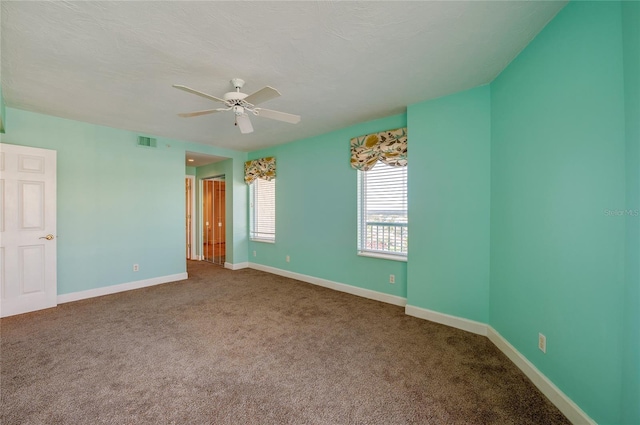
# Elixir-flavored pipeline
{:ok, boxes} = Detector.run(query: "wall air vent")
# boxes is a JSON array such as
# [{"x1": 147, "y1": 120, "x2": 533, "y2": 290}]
[{"x1": 137, "y1": 136, "x2": 157, "y2": 148}]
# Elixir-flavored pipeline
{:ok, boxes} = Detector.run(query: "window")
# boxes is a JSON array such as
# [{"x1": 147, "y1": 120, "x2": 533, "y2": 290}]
[
  {"x1": 250, "y1": 178, "x2": 275, "y2": 242},
  {"x1": 358, "y1": 161, "x2": 408, "y2": 258}
]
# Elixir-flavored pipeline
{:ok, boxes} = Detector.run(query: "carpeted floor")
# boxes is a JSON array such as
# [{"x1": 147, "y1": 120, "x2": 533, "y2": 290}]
[{"x1": 1, "y1": 261, "x2": 570, "y2": 424}]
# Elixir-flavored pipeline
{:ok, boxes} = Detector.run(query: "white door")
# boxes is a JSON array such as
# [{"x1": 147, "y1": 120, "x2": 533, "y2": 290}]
[{"x1": 0, "y1": 143, "x2": 57, "y2": 317}]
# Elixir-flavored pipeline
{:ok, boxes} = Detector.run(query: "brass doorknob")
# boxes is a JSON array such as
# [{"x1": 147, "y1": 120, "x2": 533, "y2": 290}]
[{"x1": 39, "y1": 234, "x2": 54, "y2": 240}]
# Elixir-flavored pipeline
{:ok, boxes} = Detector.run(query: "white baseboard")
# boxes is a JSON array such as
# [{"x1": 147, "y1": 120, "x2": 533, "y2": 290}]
[
  {"x1": 224, "y1": 262, "x2": 249, "y2": 270},
  {"x1": 57, "y1": 272, "x2": 189, "y2": 304},
  {"x1": 403, "y1": 306, "x2": 594, "y2": 423},
  {"x1": 487, "y1": 327, "x2": 595, "y2": 425},
  {"x1": 405, "y1": 304, "x2": 488, "y2": 336},
  {"x1": 248, "y1": 262, "x2": 407, "y2": 307}
]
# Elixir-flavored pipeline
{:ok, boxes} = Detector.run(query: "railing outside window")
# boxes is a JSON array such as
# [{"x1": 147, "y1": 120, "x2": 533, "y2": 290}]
[{"x1": 364, "y1": 221, "x2": 408, "y2": 254}]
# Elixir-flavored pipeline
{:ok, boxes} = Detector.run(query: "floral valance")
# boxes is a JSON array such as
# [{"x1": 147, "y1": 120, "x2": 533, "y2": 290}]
[
  {"x1": 245, "y1": 157, "x2": 276, "y2": 185},
  {"x1": 350, "y1": 127, "x2": 407, "y2": 171}
]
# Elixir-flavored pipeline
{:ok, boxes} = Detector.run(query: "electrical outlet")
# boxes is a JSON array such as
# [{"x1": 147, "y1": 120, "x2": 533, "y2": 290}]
[
  {"x1": 133, "y1": 264, "x2": 139, "y2": 272},
  {"x1": 389, "y1": 274, "x2": 395, "y2": 284},
  {"x1": 286, "y1": 255, "x2": 290, "y2": 263},
  {"x1": 538, "y1": 333, "x2": 546, "y2": 353},
  {"x1": 253, "y1": 250, "x2": 257, "y2": 257}
]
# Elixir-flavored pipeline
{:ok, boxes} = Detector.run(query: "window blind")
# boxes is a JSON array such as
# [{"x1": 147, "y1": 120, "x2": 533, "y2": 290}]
[{"x1": 251, "y1": 178, "x2": 275, "y2": 241}]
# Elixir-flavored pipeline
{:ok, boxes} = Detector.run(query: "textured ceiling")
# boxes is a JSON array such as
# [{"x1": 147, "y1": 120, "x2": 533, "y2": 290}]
[
  {"x1": 186, "y1": 151, "x2": 226, "y2": 168},
  {"x1": 1, "y1": 1, "x2": 566, "y2": 152}
]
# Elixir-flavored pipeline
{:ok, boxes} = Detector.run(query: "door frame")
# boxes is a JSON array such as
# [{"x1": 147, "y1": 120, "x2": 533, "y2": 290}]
[{"x1": 186, "y1": 175, "x2": 196, "y2": 260}]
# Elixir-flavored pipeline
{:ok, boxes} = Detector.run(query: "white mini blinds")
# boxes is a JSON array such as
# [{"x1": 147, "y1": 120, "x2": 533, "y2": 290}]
[{"x1": 246, "y1": 157, "x2": 276, "y2": 242}]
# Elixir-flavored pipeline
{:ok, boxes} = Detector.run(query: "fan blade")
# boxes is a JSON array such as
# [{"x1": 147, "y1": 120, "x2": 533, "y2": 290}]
[
  {"x1": 244, "y1": 86, "x2": 281, "y2": 106},
  {"x1": 255, "y1": 108, "x2": 301, "y2": 124},
  {"x1": 178, "y1": 108, "x2": 227, "y2": 118},
  {"x1": 173, "y1": 85, "x2": 225, "y2": 103},
  {"x1": 236, "y1": 114, "x2": 254, "y2": 134}
]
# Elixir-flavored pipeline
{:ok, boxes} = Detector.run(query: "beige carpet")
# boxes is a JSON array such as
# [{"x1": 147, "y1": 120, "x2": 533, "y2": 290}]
[{"x1": 1, "y1": 261, "x2": 569, "y2": 424}]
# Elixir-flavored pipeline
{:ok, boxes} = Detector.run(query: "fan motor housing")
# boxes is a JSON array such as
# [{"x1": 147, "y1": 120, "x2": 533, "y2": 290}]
[
  {"x1": 224, "y1": 91, "x2": 252, "y2": 111},
  {"x1": 224, "y1": 92, "x2": 248, "y2": 101}
]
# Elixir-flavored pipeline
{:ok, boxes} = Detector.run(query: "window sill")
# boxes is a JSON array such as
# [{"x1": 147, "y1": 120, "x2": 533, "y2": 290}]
[
  {"x1": 358, "y1": 251, "x2": 407, "y2": 262},
  {"x1": 251, "y1": 238, "x2": 275, "y2": 244}
]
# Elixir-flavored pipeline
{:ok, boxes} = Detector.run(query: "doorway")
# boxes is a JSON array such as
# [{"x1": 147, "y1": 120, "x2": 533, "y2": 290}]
[{"x1": 202, "y1": 176, "x2": 226, "y2": 265}]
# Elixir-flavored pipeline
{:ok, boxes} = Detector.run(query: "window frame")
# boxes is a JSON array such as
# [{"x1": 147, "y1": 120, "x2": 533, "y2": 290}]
[
  {"x1": 357, "y1": 162, "x2": 408, "y2": 261},
  {"x1": 249, "y1": 177, "x2": 276, "y2": 243}
]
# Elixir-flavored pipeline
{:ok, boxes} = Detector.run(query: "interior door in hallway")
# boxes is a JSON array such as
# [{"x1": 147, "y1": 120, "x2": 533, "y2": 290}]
[
  {"x1": 202, "y1": 177, "x2": 225, "y2": 265},
  {"x1": 0, "y1": 143, "x2": 57, "y2": 317}
]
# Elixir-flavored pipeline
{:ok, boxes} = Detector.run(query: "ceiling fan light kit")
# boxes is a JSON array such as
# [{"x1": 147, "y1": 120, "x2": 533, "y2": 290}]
[{"x1": 174, "y1": 78, "x2": 301, "y2": 134}]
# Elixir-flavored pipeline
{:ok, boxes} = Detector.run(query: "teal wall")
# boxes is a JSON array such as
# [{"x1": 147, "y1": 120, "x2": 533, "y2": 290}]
[
  {"x1": 622, "y1": 1, "x2": 640, "y2": 423},
  {"x1": 407, "y1": 86, "x2": 491, "y2": 323},
  {"x1": 2, "y1": 108, "x2": 248, "y2": 295},
  {"x1": 490, "y1": 2, "x2": 627, "y2": 423},
  {"x1": 248, "y1": 114, "x2": 408, "y2": 299},
  {"x1": 230, "y1": 155, "x2": 249, "y2": 265}
]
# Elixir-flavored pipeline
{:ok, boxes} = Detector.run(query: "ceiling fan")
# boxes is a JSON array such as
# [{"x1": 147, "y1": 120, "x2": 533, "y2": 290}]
[{"x1": 173, "y1": 78, "x2": 301, "y2": 134}]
